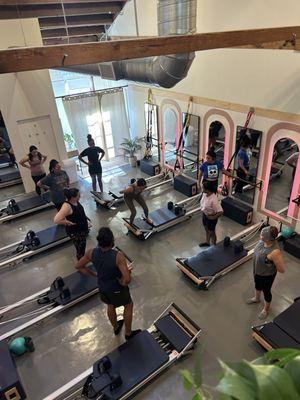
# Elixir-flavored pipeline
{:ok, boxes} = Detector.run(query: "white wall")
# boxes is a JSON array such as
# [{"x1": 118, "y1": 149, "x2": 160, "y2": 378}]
[
  {"x1": 0, "y1": 19, "x2": 67, "y2": 192},
  {"x1": 108, "y1": 0, "x2": 300, "y2": 114}
]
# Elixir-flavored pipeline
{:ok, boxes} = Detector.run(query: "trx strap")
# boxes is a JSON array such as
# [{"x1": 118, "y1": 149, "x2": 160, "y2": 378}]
[
  {"x1": 144, "y1": 89, "x2": 154, "y2": 159},
  {"x1": 174, "y1": 97, "x2": 193, "y2": 172},
  {"x1": 227, "y1": 107, "x2": 255, "y2": 170}
]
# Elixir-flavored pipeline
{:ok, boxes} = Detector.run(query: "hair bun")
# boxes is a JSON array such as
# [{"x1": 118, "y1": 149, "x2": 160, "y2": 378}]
[{"x1": 87, "y1": 134, "x2": 92, "y2": 140}]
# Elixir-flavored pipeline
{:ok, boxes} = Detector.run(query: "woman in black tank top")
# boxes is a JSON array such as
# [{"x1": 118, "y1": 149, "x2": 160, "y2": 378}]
[{"x1": 54, "y1": 188, "x2": 90, "y2": 260}]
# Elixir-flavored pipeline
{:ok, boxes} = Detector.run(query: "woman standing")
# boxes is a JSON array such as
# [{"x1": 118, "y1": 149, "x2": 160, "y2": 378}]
[
  {"x1": 19, "y1": 146, "x2": 47, "y2": 195},
  {"x1": 79, "y1": 135, "x2": 105, "y2": 192},
  {"x1": 247, "y1": 226, "x2": 285, "y2": 319},
  {"x1": 54, "y1": 188, "x2": 90, "y2": 260},
  {"x1": 38, "y1": 159, "x2": 69, "y2": 210},
  {"x1": 234, "y1": 135, "x2": 251, "y2": 193}
]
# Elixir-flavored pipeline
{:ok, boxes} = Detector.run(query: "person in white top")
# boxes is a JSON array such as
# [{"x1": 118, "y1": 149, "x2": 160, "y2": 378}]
[{"x1": 199, "y1": 180, "x2": 223, "y2": 247}]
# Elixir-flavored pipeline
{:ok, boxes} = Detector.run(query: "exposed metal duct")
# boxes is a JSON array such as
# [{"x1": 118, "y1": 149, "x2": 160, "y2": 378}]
[{"x1": 62, "y1": 0, "x2": 197, "y2": 89}]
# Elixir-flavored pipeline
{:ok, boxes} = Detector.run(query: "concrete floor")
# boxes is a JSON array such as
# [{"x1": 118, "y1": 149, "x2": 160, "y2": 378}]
[{"x1": 0, "y1": 165, "x2": 299, "y2": 400}]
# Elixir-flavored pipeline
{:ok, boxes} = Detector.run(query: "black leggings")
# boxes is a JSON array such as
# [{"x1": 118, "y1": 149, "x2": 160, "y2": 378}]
[
  {"x1": 31, "y1": 173, "x2": 46, "y2": 195},
  {"x1": 70, "y1": 231, "x2": 88, "y2": 260},
  {"x1": 254, "y1": 273, "x2": 276, "y2": 303},
  {"x1": 235, "y1": 168, "x2": 248, "y2": 193}
]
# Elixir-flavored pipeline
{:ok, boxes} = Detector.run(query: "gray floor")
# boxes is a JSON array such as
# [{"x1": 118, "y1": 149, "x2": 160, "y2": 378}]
[{"x1": 0, "y1": 165, "x2": 299, "y2": 400}]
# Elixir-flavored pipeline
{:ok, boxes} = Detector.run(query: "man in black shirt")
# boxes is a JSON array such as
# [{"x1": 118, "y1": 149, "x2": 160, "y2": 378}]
[{"x1": 79, "y1": 134, "x2": 105, "y2": 192}]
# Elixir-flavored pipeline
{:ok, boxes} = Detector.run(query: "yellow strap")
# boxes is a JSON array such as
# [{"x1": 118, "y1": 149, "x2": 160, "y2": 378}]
[{"x1": 147, "y1": 89, "x2": 153, "y2": 104}]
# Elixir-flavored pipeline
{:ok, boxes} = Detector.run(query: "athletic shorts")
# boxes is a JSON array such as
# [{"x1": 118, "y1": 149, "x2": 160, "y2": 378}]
[
  {"x1": 100, "y1": 286, "x2": 132, "y2": 307},
  {"x1": 254, "y1": 274, "x2": 276, "y2": 292},
  {"x1": 202, "y1": 213, "x2": 218, "y2": 232}
]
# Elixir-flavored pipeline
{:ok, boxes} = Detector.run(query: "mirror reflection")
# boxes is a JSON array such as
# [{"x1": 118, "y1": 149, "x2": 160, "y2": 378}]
[
  {"x1": 163, "y1": 107, "x2": 178, "y2": 168},
  {"x1": 232, "y1": 126, "x2": 262, "y2": 205},
  {"x1": 266, "y1": 138, "x2": 299, "y2": 214},
  {"x1": 182, "y1": 113, "x2": 200, "y2": 179},
  {"x1": 144, "y1": 103, "x2": 160, "y2": 162},
  {"x1": 0, "y1": 112, "x2": 23, "y2": 202},
  {"x1": 208, "y1": 120, "x2": 225, "y2": 162}
]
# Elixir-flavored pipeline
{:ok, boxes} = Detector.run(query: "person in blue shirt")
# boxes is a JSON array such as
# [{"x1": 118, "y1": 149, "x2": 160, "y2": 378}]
[
  {"x1": 234, "y1": 135, "x2": 251, "y2": 193},
  {"x1": 199, "y1": 150, "x2": 230, "y2": 193}
]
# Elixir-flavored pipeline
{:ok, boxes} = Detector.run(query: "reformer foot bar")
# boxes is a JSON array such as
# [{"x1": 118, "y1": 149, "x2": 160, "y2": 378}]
[
  {"x1": 42, "y1": 303, "x2": 201, "y2": 400},
  {"x1": 0, "y1": 169, "x2": 22, "y2": 188},
  {"x1": 0, "y1": 247, "x2": 132, "y2": 342},
  {"x1": 252, "y1": 297, "x2": 300, "y2": 351},
  {"x1": 91, "y1": 172, "x2": 172, "y2": 209},
  {"x1": 123, "y1": 193, "x2": 202, "y2": 240},
  {"x1": 176, "y1": 222, "x2": 265, "y2": 289},
  {"x1": 0, "y1": 225, "x2": 71, "y2": 270},
  {"x1": 0, "y1": 192, "x2": 53, "y2": 223}
]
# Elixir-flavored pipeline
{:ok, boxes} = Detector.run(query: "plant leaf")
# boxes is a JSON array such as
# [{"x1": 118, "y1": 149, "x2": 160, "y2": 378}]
[
  {"x1": 266, "y1": 348, "x2": 300, "y2": 368},
  {"x1": 194, "y1": 353, "x2": 203, "y2": 388},
  {"x1": 247, "y1": 362, "x2": 300, "y2": 400},
  {"x1": 192, "y1": 392, "x2": 203, "y2": 400},
  {"x1": 180, "y1": 369, "x2": 194, "y2": 391},
  {"x1": 217, "y1": 360, "x2": 258, "y2": 400},
  {"x1": 284, "y1": 355, "x2": 300, "y2": 394}
]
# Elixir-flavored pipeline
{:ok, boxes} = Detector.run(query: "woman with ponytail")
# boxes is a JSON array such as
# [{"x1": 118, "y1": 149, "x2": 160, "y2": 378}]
[
  {"x1": 37, "y1": 159, "x2": 69, "y2": 210},
  {"x1": 79, "y1": 135, "x2": 105, "y2": 192},
  {"x1": 54, "y1": 188, "x2": 90, "y2": 260}
]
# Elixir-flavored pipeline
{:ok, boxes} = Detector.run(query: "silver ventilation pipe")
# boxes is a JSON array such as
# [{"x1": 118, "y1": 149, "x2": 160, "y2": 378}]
[{"x1": 61, "y1": 0, "x2": 197, "y2": 89}]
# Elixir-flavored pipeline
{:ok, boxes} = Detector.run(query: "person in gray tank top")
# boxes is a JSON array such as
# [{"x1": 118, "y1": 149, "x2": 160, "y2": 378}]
[
  {"x1": 246, "y1": 226, "x2": 285, "y2": 319},
  {"x1": 76, "y1": 227, "x2": 141, "y2": 340}
]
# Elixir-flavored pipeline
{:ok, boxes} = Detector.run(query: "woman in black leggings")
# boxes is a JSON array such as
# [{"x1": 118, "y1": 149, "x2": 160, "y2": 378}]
[
  {"x1": 54, "y1": 188, "x2": 90, "y2": 260},
  {"x1": 246, "y1": 226, "x2": 285, "y2": 319}
]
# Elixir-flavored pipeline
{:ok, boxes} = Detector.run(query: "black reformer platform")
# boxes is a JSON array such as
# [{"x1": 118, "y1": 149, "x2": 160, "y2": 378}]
[
  {"x1": 0, "y1": 169, "x2": 22, "y2": 188},
  {"x1": 44, "y1": 303, "x2": 201, "y2": 400},
  {"x1": 0, "y1": 225, "x2": 71, "y2": 270},
  {"x1": 252, "y1": 298, "x2": 300, "y2": 350},
  {"x1": 0, "y1": 192, "x2": 52, "y2": 223},
  {"x1": 91, "y1": 190, "x2": 123, "y2": 209},
  {"x1": 177, "y1": 239, "x2": 249, "y2": 289}
]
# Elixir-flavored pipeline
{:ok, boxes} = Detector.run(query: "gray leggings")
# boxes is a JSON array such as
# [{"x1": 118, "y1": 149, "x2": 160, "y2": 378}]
[
  {"x1": 125, "y1": 194, "x2": 149, "y2": 224},
  {"x1": 91, "y1": 173, "x2": 103, "y2": 192}
]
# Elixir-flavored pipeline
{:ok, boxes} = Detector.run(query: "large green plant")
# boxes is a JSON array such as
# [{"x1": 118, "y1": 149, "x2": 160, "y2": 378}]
[
  {"x1": 181, "y1": 348, "x2": 300, "y2": 399},
  {"x1": 120, "y1": 137, "x2": 143, "y2": 158}
]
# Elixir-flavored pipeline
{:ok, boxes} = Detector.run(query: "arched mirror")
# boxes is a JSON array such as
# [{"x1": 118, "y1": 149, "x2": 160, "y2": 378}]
[
  {"x1": 144, "y1": 102, "x2": 160, "y2": 162},
  {"x1": 265, "y1": 138, "x2": 299, "y2": 215},
  {"x1": 0, "y1": 111, "x2": 23, "y2": 202},
  {"x1": 231, "y1": 126, "x2": 262, "y2": 205},
  {"x1": 163, "y1": 107, "x2": 179, "y2": 169},
  {"x1": 181, "y1": 113, "x2": 200, "y2": 179}
]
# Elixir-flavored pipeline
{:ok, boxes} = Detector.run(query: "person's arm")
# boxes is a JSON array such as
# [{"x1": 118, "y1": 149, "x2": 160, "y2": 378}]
[
  {"x1": 222, "y1": 168, "x2": 232, "y2": 177},
  {"x1": 37, "y1": 175, "x2": 49, "y2": 189},
  {"x1": 98, "y1": 148, "x2": 105, "y2": 162},
  {"x1": 116, "y1": 251, "x2": 131, "y2": 285},
  {"x1": 19, "y1": 156, "x2": 30, "y2": 169},
  {"x1": 207, "y1": 211, "x2": 223, "y2": 220},
  {"x1": 239, "y1": 157, "x2": 248, "y2": 175},
  {"x1": 268, "y1": 249, "x2": 285, "y2": 273},
  {"x1": 78, "y1": 150, "x2": 89, "y2": 166},
  {"x1": 119, "y1": 186, "x2": 134, "y2": 195},
  {"x1": 54, "y1": 203, "x2": 75, "y2": 226},
  {"x1": 75, "y1": 249, "x2": 97, "y2": 277},
  {"x1": 207, "y1": 198, "x2": 223, "y2": 220},
  {"x1": 41, "y1": 154, "x2": 47, "y2": 164}
]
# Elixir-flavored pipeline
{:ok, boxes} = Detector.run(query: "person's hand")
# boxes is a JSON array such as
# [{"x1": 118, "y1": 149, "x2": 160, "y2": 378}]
[
  {"x1": 207, "y1": 215, "x2": 216, "y2": 220},
  {"x1": 88, "y1": 221, "x2": 92, "y2": 228},
  {"x1": 66, "y1": 220, "x2": 76, "y2": 226}
]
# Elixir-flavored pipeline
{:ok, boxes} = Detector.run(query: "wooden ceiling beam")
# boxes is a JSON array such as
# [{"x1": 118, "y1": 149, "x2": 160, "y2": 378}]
[
  {"x1": 0, "y1": 3, "x2": 122, "y2": 19},
  {"x1": 0, "y1": 0, "x2": 125, "y2": 4},
  {"x1": 1, "y1": 26, "x2": 300, "y2": 74},
  {"x1": 41, "y1": 24, "x2": 105, "y2": 37},
  {"x1": 39, "y1": 14, "x2": 113, "y2": 29}
]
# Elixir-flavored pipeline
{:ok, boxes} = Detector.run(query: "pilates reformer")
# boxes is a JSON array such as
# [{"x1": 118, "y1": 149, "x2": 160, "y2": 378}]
[
  {"x1": 123, "y1": 193, "x2": 202, "y2": 240},
  {"x1": 0, "y1": 225, "x2": 71, "y2": 270},
  {"x1": 91, "y1": 171, "x2": 172, "y2": 209},
  {"x1": 40, "y1": 303, "x2": 201, "y2": 400},
  {"x1": 176, "y1": 221, "x2": 266, "y2": 289},
  {"x1": 0, "y1": 247, "x2": 133, "y2": 342},
  {"x1": 0, "y1": 192, "x2": 53, "y2": 223},
  {"x1": 252, "y1": 297, "x2": 300, "y2": 351},
  {"x1": 0, "y1": 168, "x2": 22, "y2": 188}
]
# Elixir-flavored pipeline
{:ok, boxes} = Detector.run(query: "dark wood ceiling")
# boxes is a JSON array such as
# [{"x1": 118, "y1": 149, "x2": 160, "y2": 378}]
[{"x1": 0, "y1": 0, "x2": 128, "y2": 45}]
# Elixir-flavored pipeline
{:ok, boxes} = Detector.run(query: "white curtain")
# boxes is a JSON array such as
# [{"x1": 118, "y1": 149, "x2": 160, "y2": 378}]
[
  {"x1": 62, "y1": 95, "x2": 105, "y2": 154},
  {"x1": 101, "y1": 91, "x2": 130, "y2": 156}
]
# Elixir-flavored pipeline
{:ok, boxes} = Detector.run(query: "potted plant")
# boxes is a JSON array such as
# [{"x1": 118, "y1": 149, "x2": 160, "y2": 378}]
[{"x1": 120, "y1": 137, "x2": 143, "y2": 167}]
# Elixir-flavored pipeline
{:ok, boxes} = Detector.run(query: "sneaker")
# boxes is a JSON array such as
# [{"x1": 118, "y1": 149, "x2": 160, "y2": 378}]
[
  {"x1": 199, "y1": 242, "x2": 210, "y2": 247},
  {"x1": 114, "y1": 319, "x2": 124, "y2": 335},
  {"x1": 258, "y1": 309, "x2": 268, "y2": 320},
  {"x1": 125, "y1": 329, "x2": 141, "y2": 340},
  {"x1": 246, "y1": 297, "x2": 261, "y2": 305}
]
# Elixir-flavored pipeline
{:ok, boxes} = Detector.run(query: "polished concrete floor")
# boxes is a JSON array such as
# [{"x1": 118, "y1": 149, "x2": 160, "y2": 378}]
[{"x1": 0, "y1": 166, "x2": 299, "y2": 400}]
